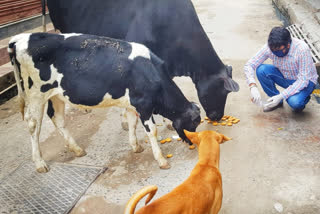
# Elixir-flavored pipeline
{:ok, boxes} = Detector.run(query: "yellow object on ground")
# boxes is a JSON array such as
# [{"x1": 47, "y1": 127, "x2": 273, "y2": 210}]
[
  {"x1": 165, "y1": 138, "x2": 172, "y2": 142},
  {"x1": 166, "y1": 154, "x2": 173, "y2": 158},
  {"x1": 189, "y1": 145, "x2": 196, "y2": 150},
  {"x1": 312, "y1": 89, "x2": 320, "y2": 95}
]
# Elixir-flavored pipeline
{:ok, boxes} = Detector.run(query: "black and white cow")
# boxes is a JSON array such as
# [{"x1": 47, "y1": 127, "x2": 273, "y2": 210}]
[
  {"x1": 44, "y1": 0, "x2": 239, "y2": 121},
  {"x1": 8, "y1": 33, "x2": 201, "y2": 173}
]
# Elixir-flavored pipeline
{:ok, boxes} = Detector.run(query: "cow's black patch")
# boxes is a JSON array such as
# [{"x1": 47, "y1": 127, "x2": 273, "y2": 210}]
[
  {"x1": 28, "y1": 77, "x2": 33, "y2": 89},
  {"x1": 144, "y1": 124, "x2": 150, "y2": 132},
  {"x1": 55, "y1": 35, "x2": 132, "y2": 106},
  {"x1": 8, "y1": 43, "x2": 15, "y2": 49},
  {"x1": 47, "y1": 99, "x2": 54, "y2": 118},
  {"x1": 40, "y1": 80, "x2": 58, "y2": 92},
  {"x1": 27, "y1": 33, "x2": 65, "y2": 81}
]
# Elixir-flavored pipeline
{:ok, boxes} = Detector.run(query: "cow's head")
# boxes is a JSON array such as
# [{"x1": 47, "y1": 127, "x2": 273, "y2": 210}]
[
  {"x1": 172, "y1": 102, "x2": 201, "y2": 145},
  {"x1": 196, "y1": 65, "x2": 239, "y2": 121}
]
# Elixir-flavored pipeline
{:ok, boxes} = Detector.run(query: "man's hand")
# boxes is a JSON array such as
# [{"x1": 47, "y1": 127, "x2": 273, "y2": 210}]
[
  {"x1": 250, "y1": 86, "x2": 261, "y2": 105},
  {"x1": 265, "y1": 94, "x2": 283, "y2": 108}
]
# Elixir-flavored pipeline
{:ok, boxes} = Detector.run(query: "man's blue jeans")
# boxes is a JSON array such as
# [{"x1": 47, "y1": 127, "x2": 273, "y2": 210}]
[{"x1": 256, "y1": 64, "x2": 315, "y2": 111}]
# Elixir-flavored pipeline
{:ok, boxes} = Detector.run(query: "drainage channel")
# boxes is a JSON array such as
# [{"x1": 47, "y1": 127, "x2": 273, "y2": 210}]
[
  {"x1": 287, "y1": 24, "x2": 320, "y2": 63},
  {"x1": 272, "y1": 1, "x2": 290, "y2": 27}
]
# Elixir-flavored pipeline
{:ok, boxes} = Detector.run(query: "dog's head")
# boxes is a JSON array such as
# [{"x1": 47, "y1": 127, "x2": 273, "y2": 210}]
[
  {"x1": 183, "y1": 130, "x2": 231, "y2": 146},
  {"x1": 172, "y1": 102, "x2": 201, "y2": 145}
]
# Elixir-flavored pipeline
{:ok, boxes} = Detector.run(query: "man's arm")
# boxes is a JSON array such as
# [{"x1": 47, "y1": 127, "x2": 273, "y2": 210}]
[
  {"x1": 280, "y1": 48, "x2": 315, "y2": 100},
  {"x1": 244, "y1": 44, "x2": 269, "y2": 86}
]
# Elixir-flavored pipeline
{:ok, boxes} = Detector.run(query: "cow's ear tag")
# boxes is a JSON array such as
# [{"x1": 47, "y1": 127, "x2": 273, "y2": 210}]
[{"x1": 223, "y1": 77, "x2": 240, "y2": 92}]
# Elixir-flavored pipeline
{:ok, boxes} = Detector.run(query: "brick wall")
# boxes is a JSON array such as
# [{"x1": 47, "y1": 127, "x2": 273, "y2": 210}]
[{"x1": 0, "y1": 0, "x2": 43, "y2": 26}]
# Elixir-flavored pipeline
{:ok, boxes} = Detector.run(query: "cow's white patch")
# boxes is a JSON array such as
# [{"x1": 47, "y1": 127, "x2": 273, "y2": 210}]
[
  {"x1": 125, "y1": 109, "x2": 143, "y2": 152},
  {"x1": 99, "y1": 88, "x2": 131, "y2": 108},
  {"x1": 47, "y1": 65, "x2": 63, "y2": 85},
  {"x1": 128, "y1": 42, "x2": 151, "y2": 60},
  {"x1": 63, "y1": 33, "x2": 82, "y2": 40},
  {"x1": 143, "y1": 118, "x2": 168, "y2": 168},
  {"x1": 9, "y1": 33, "x2": 31, "y2": 64}
]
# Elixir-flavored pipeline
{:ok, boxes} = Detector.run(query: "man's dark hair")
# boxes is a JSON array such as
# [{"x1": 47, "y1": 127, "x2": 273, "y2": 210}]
[{"x1": 268, "y1": 27, "x2": 292, "y2": 50}]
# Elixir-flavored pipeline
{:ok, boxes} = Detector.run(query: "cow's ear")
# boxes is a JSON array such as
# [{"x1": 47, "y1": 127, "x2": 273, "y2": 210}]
[{"x1": 223, "y1": 77, "x2": 239, "y2": 92}]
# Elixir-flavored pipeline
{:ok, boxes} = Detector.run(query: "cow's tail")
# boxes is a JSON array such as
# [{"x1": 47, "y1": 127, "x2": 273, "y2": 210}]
[
  {"x1": 41, "y1": 0, "x2": 47, "y2": 32},
  {"x1": 124, "y1": 185, "x2": 158, "y2": 214},
  {"x1": 8, "y1": 41, "x2": 25, "y2": 120}
]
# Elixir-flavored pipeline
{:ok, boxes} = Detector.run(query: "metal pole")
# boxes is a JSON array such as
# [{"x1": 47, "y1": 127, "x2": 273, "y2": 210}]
[{"x1": 42, "y1": 0, "x2": 47, "y2": 32}]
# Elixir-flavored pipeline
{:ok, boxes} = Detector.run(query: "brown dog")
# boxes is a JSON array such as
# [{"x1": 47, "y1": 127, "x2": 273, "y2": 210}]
[{"x1": 124, "y1": 130, "x2": 231, "y2": 214}]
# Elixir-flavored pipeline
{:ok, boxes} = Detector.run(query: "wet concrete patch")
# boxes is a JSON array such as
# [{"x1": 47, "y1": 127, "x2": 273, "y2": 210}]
[
  {"x1": 41, "y1": 108, "x2": 106, "y2": 164},
  {"x1": 70, "y1": 196, "x2": 124, "y2": 214}
]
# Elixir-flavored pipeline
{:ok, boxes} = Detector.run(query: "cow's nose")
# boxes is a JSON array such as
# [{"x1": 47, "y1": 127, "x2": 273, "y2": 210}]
[{"x1": 208, "y1": 112, "x2": 223, "y2": 121}]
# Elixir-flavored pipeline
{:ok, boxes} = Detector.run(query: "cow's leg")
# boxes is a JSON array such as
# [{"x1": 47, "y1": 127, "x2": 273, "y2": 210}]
[
  {"x1": 143, "y1": 117, "x2": 170, "y2": 169},
  {"x1": 121, "y1": 109, "x2": 129, "y2": 131},
  {"x1": 47, "y1": 96, "x2": 86, "y2": 157},
  {"x1": 25, "y1": 100, "x2": 48, "y2": 173},
  {"x1": 125, "y1": 109, "x2": 144, "y2": 153}
]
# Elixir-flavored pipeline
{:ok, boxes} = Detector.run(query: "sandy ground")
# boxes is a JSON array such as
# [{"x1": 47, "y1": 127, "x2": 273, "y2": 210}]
[{"x1": 0, "y1": 0, "x2": 320, "y2": 213}]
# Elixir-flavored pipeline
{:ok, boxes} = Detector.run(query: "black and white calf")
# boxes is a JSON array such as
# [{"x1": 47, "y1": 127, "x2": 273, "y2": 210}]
[{"x1": 8, "y1": 33, "x2": 201, "y2": 173}]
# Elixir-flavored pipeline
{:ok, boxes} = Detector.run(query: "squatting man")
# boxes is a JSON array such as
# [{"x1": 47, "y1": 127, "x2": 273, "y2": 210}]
[{"x1": 244, "y1": 26, "x2": 318, "y2": 112}]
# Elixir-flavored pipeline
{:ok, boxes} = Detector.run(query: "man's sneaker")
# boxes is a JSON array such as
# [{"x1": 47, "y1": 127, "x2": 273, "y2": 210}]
[{"x1": 263, "y1": 102, "x2": 283, "y2": 112}]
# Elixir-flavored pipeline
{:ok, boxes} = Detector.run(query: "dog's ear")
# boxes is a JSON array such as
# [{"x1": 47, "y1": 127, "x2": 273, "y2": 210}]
[
  {"x1": 184, "y1": 130, "x2": 200, "y2": 145},
  {"x1": 219, "y1": 134, "x2": 231, "y2": 144}
]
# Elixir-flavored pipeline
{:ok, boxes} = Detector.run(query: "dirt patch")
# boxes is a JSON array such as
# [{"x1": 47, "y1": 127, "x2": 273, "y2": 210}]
[
  {"x1": 70, "y1": 196, "x2": 124, "y2": 214},
  {"x1": 97, "y1": 149, "x2": 157, "y2": 189},
  {"x1": 252, "y1": 112, "x2": 287, "y2": 128},
  {"x1": 41, "y1": 108, "x2": 108, "y2": 163},
  {"x1": 0, "y1": 95, "x2": 20, "y2": 120}
]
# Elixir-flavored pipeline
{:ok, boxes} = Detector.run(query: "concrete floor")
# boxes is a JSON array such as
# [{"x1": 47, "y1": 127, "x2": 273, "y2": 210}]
[{"x1": 0, "y1": 0, "x2": 320, "y2": 213}]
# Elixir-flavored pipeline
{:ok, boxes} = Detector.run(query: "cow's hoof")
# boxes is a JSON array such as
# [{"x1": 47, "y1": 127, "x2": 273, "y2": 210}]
[
  {"x1": 121, "y1": 122, "x2": 129, "y2": 131},
  {"x1": 134, "y1": 145, "x2": 144, "y2": 153},
  {"x1": 74, "y1": 149, "x2": 87, "y2": 157},
  {"x1": 69, "y1": 145, "x2": 87, "y2": 157},
  {"x1": 166, "y1": 124, "x2": 175, "y2": 131},
  {"x1": 160, "y1": 162, "x2": 171, "y2": 169},
  {"x1": 36, "y1": 161, "x2": 49, "y2": 173}
]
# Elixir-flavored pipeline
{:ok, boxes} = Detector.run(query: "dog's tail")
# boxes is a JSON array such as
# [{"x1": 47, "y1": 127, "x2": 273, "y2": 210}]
[
  {"x1": 8, "y1": 39, "x2": 25, "y2": 120},
  {"x1": 124, "y1": 185, "x2": 158, "y2": 214}
]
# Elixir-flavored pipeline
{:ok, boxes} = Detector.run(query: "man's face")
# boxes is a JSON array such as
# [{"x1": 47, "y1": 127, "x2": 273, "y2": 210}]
[{"x1": 271, "y1": 43, "x2": 291, "y2": 57}]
